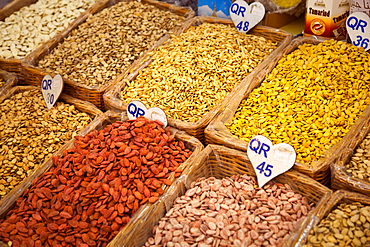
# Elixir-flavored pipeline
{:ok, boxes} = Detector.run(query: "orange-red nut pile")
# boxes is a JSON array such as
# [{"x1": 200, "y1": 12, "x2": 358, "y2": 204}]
[{"x1": 0, "y1": 117, "x2": 192, "y2": 247}]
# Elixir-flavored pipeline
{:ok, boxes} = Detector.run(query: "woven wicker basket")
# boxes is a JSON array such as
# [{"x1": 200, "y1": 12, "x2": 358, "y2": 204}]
[
  {"x1": 0, "y1": 110, "x2": 203, "y2": 247},
  {"x1": 0, "y1": 69, "x2": 18, "y2": 100},
  {"x1": 21, "y1": 0, "x2": 195, "y2": 110},
  {"x1": 205, "y1": 36, "x2": 365, "y2": 186},
  {"x1": 103, "y1": 16, "x2": 293, "y2": 144},
  {"x1": 0, "y1": 85, "x2": 103, "y2": 217},
  {"x1": 287, "y1": 190, "x2": 370, "y2": 246},
  {"x1": 111, "y1": 144, "x2": 332, "y2": 247},
  {"x1": 0, "y1": 0, "x2": 100, "y2": 77},
  {"x1": 330, "y1": 104, "x2": 370, "y2": 195},
  {"x1": 0, "y1": 0, "x2": 37, "y2": 75}
]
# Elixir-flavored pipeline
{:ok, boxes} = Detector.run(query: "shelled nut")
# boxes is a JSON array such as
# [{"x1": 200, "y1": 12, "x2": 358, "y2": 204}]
[
  {"x1": 227, "y1": 40, "x2": 370, "y2": 164},
  {"x1": 144, "y1": 175, "x2": 312, "y2": 247},
  {"x1": 303, "y1": 202, "x2": 370, "y2": 247},
  {"x1": 120, "y1": 23, "x2": 277, "y2": 123},
  {"x1": 38, "y1": 1, "x2": 185, "y2": 87},
  {"x1": 345, "y1": 133, "x2": 370, "y2": 180},
  {"x1": 0, "y1": 0, "x2": 97, "y2": 59},
  {"x1": 0, "y1": 89, "x2": 92, "y2": 199}
]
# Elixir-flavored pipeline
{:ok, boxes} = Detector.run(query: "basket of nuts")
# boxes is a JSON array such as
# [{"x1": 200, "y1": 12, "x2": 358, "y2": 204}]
[
  {"x1": 0, "y1": 69, "x2": 18, "y2": 100},
  {"x1": 291, "y1": 189, "x2": 370, "y2": 247},
  {"x1": 0, "y1": 0, "x2": 100, "y2": 76},
  {"x1": 330, "y1": 105, "x2": 370, "y2": 196},
  {"x1": 0, "y1": 85, "x2": 102, "y2": 216},
  {"x1": 103, "y1": 16, "x2": 293, "y2": 143},
  {"x1": 21, "y1": 0, "x2": 195, "y2": 110},
  {"x1": 0, "y1": 110, "x2": 203, "y2": 247},
  {"x1": 111, "y1": 144, "x2": 332, "y2": 247},
  {"x1": 205, "y1": 36, "x2": 370, "y2": 185}
]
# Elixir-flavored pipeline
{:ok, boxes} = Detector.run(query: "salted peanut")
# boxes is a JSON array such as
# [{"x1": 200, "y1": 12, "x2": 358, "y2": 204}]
[
  {"x1": 345, "y1": 132, "x2": 370, "y2": 181},
  {"x1": 0, "y1": 117, "x2": 193, "y2": 247},
  {"x1": 303, "y1": 202, "x2": 370, "y2": 247},
  {"x1": 144, "y1": 175, "x2": 312, "y2": 246},
  {"x1": 0, "y1": 89, "x2": 91, "y2": 199},
  {"x1": 0, "y1": 0, "x2": 97, "y2": 59},
  {"x1": 120, "y1": 22, "x2": 277, "y2": 123},
  {"x1": 38, "y1": 1, "x2": 185, "y2": 87},
  {"x1": 227, "y1": 40, "x2": 370, "y2": 164}
]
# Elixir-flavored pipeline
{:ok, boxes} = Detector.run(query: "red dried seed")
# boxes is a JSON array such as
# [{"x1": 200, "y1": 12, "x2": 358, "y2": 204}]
[
  {"x1": 161, "y1": 179, "x2": 172, "y2": 186},
  {"x1": 134, "y1": 191, "x2": 143, "y2": 200},
  {"x1": 149, "y1": 196, "x2": 159, "y2": 203},
  {"x1": 59, "y1": 211, "x2": 72, "y2": 219},
  {"x1": 102, "y1": 183, "x2": 110, "y2": 192},
  {"x1": 111, "y1": 222, "x2": 120, "y2": 231},
  {"x1": 68, "y1": 220, "x2": 79, "y2": 228}
]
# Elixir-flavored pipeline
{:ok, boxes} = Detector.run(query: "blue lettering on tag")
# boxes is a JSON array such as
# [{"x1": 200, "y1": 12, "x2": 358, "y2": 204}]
[
  {"x1": 230, "y1": 3, "x2": 246, "y2": 17},
  {"x1": 127, "y1": 102, "x2": 146, "y2": 118},
  {"x1": 249, "y1": 138, "x2": 271, "y2": 158},
  {"x1": 42, "y1": 79, "x2": 52, "y2": 90}
]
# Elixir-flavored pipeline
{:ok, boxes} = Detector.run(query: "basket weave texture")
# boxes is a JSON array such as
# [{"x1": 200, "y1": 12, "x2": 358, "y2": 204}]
[
  {"x1": 331, "y1": 104, "x2": 370, "y2": 195},
  {"x1": 21, "y1": 0, "x2": 195, "y2": 110},
  {"x1": 114, "y1": 144, "x2": 332, "y2": 247},
  {"x1": 287, "y1": 190, "x2": 370, "y2": 246},
  {"x1": 103, "y1": 16, "x2": 293, "y2": 144},
  {"x1": 0, "y1": 85, "x2": 103, "y2": 217},
  {"x1": 0, "y1": 110, "x2": 203, "y2": 247},
  {"x1": 205, "y1": 36, "x2": 367, "y2": 185}
]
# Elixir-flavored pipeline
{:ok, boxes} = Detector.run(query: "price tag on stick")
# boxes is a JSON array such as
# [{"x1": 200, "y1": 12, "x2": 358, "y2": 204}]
[
  {"x1": 127, "y1": 101, "x2": 168, "y2": 127},
  {"x1": 346, "y1": 12, "x2": 370, "y2": 51},
  {"x1": 41, "y1": 74, "x2": 63, "y2": 109},
  {"x1": 229, "y1": 0, "x2": 265, "y2": 33},
  {"x1": 247, "y1": 135, "x2": 296, "y2": 188}
]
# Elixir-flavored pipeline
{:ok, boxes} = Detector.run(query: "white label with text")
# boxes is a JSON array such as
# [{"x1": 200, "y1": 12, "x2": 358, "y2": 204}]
[
  {"x1": 247, "y1": 135, "x2": 296, "y2": 188},
  {"x1": 347, "y1": 12, "x2": 370, "y2": 51},
  {"x1": 230, "y1": 0, "x2": 265, "y2": 33},
  {"x1": 41, "y1": 74, "x2": 63, "y2": 109}
]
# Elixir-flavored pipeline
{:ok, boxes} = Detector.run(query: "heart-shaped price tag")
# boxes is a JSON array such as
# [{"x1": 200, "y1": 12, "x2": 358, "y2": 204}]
[
  {"x1": 41, "y1": 74, "x2": 63, "y2": 109},
  {"x1": 127, "y1": 101, "x2": 168, "y2": 127},
  {"x1": 346, "y1": 12, "x2": 370, "y2": 51},
  {"x1": 247, "y1": 135, "x2": 296, "y2": 188},
  {"x1": 230, "y1": 0, "x2": 265, "y2": 33}
]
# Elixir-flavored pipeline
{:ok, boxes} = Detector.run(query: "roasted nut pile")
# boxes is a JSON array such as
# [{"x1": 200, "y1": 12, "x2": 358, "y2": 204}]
[
  {"x1": 0, "y1": 0, "x2": 97, "y2": 59},
  {"x1": 0, "y1": 117, "x2": 192, "y2": 247},
  {"x1": 144, "y1": 175, "x2": 312, "y2": 247},
  {"x1": 38, "y1": 1, "x2": 185, "y2": 87},
  {"x1": 303, "y1": 202, "x2": 370, "y2": 247},
  {"x1": 227, "y1": 40, "x2": 370, "y2": 164},
  {"x1": 0, "y1": 89, "x2": 91, "y2": 199},
  {"x1": 345, "y1": 132, "x2": 370, "y2": 180},
  {"x1": 120, "y1": 23, "x2": 277, "y2": 122}
]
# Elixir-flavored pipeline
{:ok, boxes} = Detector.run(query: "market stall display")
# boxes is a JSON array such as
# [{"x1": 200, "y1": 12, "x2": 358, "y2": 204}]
[
  {"x1": 0, "y1": 85, "x2": 102, "y2": 215},
  {"x1": 0, "y1": 0, "x2": 98, "y2": 60},
  {"x1": 205, "y1": 37, "x2": 370, "y2": 185},
  {"x1": 104, "y1": 16, "x2": 292, "y2": 143},
  {"x1": 331, "y1": 105, "x2": 370, "y2": 196},
  {"x1": 116, "y1": 145, "x2": 331, "y2": 247},
  {"x1": 22, "y1": 0, "x2": 194, "y2": 109},
  {"x1": 292, "y1": 190, "x2": 370, "y2": 247},
  {"x1": 0, "y1": 111, "x2": 203, "y2": 247}
]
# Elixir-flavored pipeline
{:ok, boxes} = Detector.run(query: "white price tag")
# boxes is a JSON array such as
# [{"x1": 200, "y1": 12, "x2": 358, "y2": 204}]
[
  {"x1": 247, "y1": 135, "x2": 296, "y2": 188},
  {"x1": 346, "y1": 12, "x2": 370, "y2": 51},
  {"x1": 41, "y1": 74, "x2": 63, "y2": 109},
  {"x1": 127, "y1": 101, "x2": 167, "y2": 127},
  {"x1": 229, "y1": 0, "x2": 265, "y2": 33}
]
